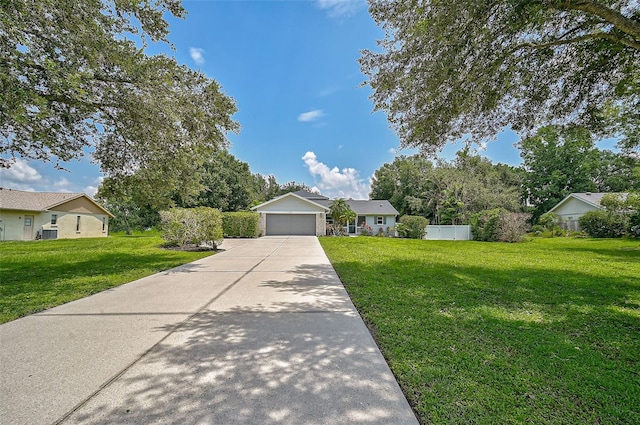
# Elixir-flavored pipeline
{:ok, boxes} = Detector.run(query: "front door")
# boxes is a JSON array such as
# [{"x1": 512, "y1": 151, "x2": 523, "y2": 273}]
[{"x1": 23, "y1": 215, "x2": 34, "y2": 240}]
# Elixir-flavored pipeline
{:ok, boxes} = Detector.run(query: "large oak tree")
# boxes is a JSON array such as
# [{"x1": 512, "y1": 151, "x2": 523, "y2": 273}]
[
  {"x1": 1, "y1": 0, "x2": 239, "y2": 202},
  {"x1": 360, "y1": 0, "x2": 640, "y2": 154}
]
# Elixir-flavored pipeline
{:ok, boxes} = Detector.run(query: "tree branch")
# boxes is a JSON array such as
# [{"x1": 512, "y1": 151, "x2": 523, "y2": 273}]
[
  {"x1": 519, "y1": 31, "x2": 640, "y2": 51},
  {"x1": 42, "y1": 93, "x2": 121, "y2": 110},
  {"x1": 552, "y1": 0, "x2": 640, "y2": 47}
]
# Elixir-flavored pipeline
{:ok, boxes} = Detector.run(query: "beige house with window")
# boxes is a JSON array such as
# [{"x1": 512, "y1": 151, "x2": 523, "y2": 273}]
[{"x1": 0, "y1": 187, "x2": 114, "y2": 241}]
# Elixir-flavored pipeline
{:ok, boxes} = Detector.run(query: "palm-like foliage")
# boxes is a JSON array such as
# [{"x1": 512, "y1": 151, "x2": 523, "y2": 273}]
[{"x1": 329, "y1": 198, "x2": 356, "y2": 229}]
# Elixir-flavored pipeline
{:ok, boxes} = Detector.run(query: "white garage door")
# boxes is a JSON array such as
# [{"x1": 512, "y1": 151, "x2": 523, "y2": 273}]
[{"x1": 266, "y1": 214, "x2": 316, "y2": 236}]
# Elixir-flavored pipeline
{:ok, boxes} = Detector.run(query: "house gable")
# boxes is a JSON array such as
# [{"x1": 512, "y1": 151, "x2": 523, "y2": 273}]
[
  {"x1": 547, "y1": 192, "x2": 627, "y2": 218},
  {"x1": 0, "y1": 187, "x2": 113, "y2": 217},
  {"x1": 252, "y1": 192, "x2": 329, "y2": 213},
  {"x1": 51, "y1": 197, "x2": 112, "y2": 216},
  {"x1": 549, "y1": 196, "x2": 602, "y2": 218}
]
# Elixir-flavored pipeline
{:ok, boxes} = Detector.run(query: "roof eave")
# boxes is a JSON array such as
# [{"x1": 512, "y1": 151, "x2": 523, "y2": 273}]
[
  {"x1": 251, "y1": 192, "x2": 330, "y2": 211},
  {"x1": 548, "y1": 194, "x2": 604, "y2": 213},
  {"x1": 47, "y1": 194, "x2": 115, "y2": 218}
]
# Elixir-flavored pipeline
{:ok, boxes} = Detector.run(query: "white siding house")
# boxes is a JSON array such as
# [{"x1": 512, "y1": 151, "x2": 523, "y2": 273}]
[
  {"x1": 251, "y1": 190, "x2": 399, "y2": 236},
  {"x1": 547, "y1": 192, "x2": 627, "y2": 231}
]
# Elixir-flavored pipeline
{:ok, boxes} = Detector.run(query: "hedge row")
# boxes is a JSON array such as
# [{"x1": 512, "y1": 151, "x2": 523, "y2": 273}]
[
  {"x1": 578, "y1": 211, "x2": 632, "y2": 238},
  {"x1": 159, "y1": 207, "x2": 223, "y2": 248},
  {"x1": 222, "y1": 212, "x2": 260, "y2": 238}
]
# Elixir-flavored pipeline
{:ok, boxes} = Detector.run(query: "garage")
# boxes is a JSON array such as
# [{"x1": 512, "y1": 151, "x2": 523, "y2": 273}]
[
  {"x1": 266, "y1": 214, "x2": 316, "y2": 236},
  {"x1": 252, "y1": 191, "x2": 329, "y2": 236}
]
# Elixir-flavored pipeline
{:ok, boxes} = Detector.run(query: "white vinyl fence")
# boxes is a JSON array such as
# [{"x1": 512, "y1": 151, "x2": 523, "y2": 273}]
[{"x1": 424, "y1": 225, "x2": 472, "y2": 240}]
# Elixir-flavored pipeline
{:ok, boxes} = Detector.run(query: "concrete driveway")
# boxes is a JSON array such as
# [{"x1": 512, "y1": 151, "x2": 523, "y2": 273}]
[{"x1": 0, "y1": 236, "x2": 418, "y2": 425}]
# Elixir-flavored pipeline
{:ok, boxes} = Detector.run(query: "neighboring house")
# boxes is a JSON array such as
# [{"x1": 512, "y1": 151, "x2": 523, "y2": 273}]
[
  {"x1": 547, "y1": 192, "x2": 628, "y2": 231},
  {"x1": 0, "y1": 187, "x2": 114, "y2": 241},
  {"x1": 251, "y1": 190, "x2": 399, "y2": 236}
]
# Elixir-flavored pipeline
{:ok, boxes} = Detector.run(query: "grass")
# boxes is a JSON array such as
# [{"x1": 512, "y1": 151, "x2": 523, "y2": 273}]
[
  {"x1": 319, "y1": 237, "x2": 640, "y2": 425},
  {"x1": 0, "y1": 231, "x2": 214, "y2": 323}
]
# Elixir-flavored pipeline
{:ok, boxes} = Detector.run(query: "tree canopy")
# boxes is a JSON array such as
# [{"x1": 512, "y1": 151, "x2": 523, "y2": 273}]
[
  {"x1": 360, "y1": 0, "x2": 640, "y2": 154},
  {"x1": 1, "y1": 0, "x2": 239, "y2": 201},
  {"x1": 518, "y1": 125, "x2": 640, "y2": 219},
  {"x1": 96, "y1": 148, "x2": 316, "y2": 233},
  {"x1": 370, "y1": 152, "x2": 523, "y2": 224}
]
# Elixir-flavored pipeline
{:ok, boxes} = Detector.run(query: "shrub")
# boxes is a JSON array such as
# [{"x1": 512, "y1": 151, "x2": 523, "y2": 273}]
[
  {"x1": 397, "y1": 215, "x2": 428, "y2": 239},
  {"x1": 537, "y1": 212, "x2": 564, "y2": 236},
  {"x1": 497, "y1": 212, "x2": 531, "y2": 242},
  {"x1": 327, "y1": 223, "x2": 347, "y2": 236},
  {"x1": 470, "y1": 209, "x2": 502, "y2": 241},
  {"x1": 222, "y1": 212, "x2": 259, "y2": 238},
  {"x1": 531, "y1": 224, "x2": 544, "y2": 235},
  {"x1": 360, "y1": 222, "x2": 373, "y2": 236},
  {"x1": 579, "y1": 211, "x2": 629, "y2": 238},
  {"x1": 471, "y1": 209, "x2": 530, "y2": 242},
  {"x1": 160, "y1": 207, "x2": 223, "y2": 248}
]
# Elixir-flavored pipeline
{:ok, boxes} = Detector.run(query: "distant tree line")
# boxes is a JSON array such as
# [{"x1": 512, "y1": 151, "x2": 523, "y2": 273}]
[
  {"x1": 370, "y1": 125, "x2": 639, "y2": 226},
  {"x1": 96, "y1": 150, "x2": 312, "y2": 234}
]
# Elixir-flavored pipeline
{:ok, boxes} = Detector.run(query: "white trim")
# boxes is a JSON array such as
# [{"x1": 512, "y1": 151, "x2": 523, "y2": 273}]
[
  {"x1": 548, "y1": 194, "x2": 603, "y2": 213},
  {"x1": 260, "y1": 211, "x2": 323, "y2": 214}
]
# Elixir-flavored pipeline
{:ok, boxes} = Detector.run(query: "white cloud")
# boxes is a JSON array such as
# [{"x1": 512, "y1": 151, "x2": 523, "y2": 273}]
[
  {"x1": 317, "y1": 85, "x2": 339, "y2": 97},
  {"x1": 83, "y1": 176, "x2": 103, "y2": 197},
  {"x1": 315, "y1": 0, "x2": 365, "y2": 18},
  {"x1": 0, "y1": 159, "x2": 42, "y2": 190},
  {"x1": 83, "y1": 185, "x2": 99, "y2": 197},
  {"x1": 302, "y1": 151, "x2": 370, "y2": 199},
  {"x1": 298, "y1": 109, "x2": 325, "y2": 122},
  {"x1": 189, "y1": 47, "x2": 205, "y2": 65},
  {"x1": 388, "y1": 147, "x2": 397, "y2": 154},
  {"x1": 53, "y1": 177, "x2": 71, "y2": 189}
]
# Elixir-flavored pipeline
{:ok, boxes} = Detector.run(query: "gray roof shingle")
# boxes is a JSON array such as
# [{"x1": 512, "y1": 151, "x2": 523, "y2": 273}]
[
  {"x1": 0, "y1": 188, "x2": 112, "y2": 216},
  {"x1": 571, "y1": 192, "x2": 628, "y2": 206},
  {"x1": 260, "y1": 190, "x2": 399, "y2": 216},
  {"x1": 310, "y1": 198, "x2": 398, "y2": 216},
  {"x1": 292, "y1": 190, "x2": 330, "y2": 201},
  {"x1": 345, "y1": 200, "x2": 398, "y2": 215}
]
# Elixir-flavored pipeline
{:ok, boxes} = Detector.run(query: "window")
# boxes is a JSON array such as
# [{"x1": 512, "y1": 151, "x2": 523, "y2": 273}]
[
  {"x1": 76, "y1": 216, "x2": 81, "y2": 232},
  {"x1": 376, "y1": 216, "x2": 387, "y2": 225},
  {"x1": 51, "y1": 214, "x2": 57, "y2": 225},
  {"x1": 24, "y1": 217, "x2": 32, "y2": 226},
  {"x1": 102, "y1": 217, "x2": 106, "y2": 232}
]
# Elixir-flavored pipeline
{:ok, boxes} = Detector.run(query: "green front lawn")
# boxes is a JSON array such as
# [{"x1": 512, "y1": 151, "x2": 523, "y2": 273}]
[
  {"x1": 0, "y1": 232, "x2": 214, "y2": 323},
  {"x1": 320, "y1": 237, "x2": 640, "y2": 424}
]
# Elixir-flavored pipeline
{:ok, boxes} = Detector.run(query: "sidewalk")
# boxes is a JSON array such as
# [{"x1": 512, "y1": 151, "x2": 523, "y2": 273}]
[{"x1": 1, "y1": 236, "x2": 418, "y2": 424}]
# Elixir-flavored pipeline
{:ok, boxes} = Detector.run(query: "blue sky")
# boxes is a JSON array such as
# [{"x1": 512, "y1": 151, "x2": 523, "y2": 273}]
[{"x1": 1, "y1": 0, "x2": 526, "y2": 199}]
